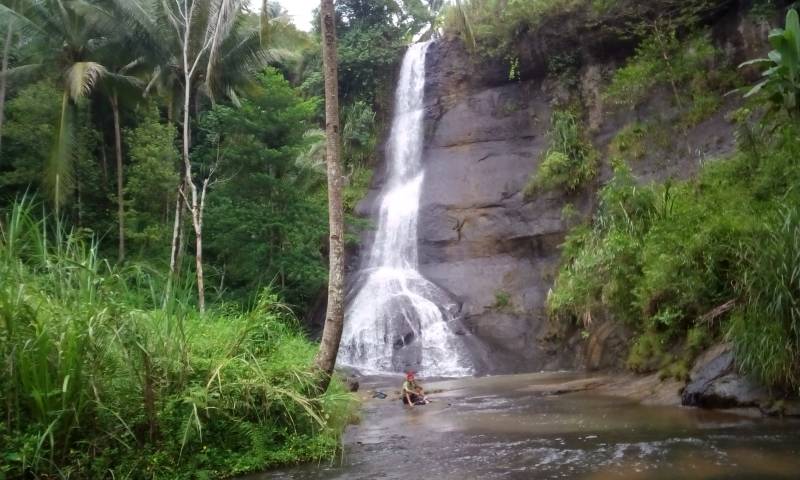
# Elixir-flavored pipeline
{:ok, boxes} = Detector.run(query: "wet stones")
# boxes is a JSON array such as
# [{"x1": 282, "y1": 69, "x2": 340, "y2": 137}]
[{"x1": 682, "y1": 344, "x2": 770, "y2": 409}]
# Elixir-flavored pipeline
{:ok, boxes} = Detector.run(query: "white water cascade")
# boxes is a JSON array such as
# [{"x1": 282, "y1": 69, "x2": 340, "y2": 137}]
[{"x1": 338, "y1": 42, "x2": 472, "y2": 377}]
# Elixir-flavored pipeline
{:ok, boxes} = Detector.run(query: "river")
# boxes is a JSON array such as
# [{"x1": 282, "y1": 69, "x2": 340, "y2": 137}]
[{"x1": 248, "y1": 372, "x2": 800, "y2": 479}]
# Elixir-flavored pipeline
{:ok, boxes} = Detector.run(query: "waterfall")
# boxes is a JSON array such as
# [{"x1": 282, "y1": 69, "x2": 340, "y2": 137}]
[{"x1": 338, "y1": 42, "x2": 472, "y2": 377}]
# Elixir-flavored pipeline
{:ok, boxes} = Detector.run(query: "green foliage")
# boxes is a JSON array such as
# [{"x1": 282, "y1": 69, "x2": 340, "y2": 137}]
[
  {"x1": 199, "y1": 69, "x2": 328, "y2": 308},
  {"x1": 605, "y1": 30, "x2": 724, "y2": 115},
  {"x1": 125, "y1": 105, "x2": 180, "y2": 260},
  {"x1": 342, "y1": 100, "x2": 378, "y2": 168},
  {"x1": 740, "y1": 9, "x2": 800, "y2": 121},
  {"x1": 525, "y1": 109, "x2": 597, "y2": 196},
  {"x1": 547, "y1": 52, "x2": 581, "y2": 88},
  {"x1": 0, "y1": 200, "x2": 357, "y2": 479},
  {"x1": 493, "y1": 290, "x2": 512, "y2": 310},
  {"x1": 730, "y1": 206, "x2": 800, "y2": 388},
  {"x1": 748, "y1": 0, "x2": 781, "y2": 20},
  {"x1": 344, "y1": 166, "x2": 374, "y2": 215},
  {"x1": 0, "y1": 82, "x2": 61, "y2": 197},
  {"x1": 626, "y1": 330, "x2": 668, "y2": 373},
  {"x1": 549, "y1": 118, "x2": 800, "y2": 387},
  {"x1": 442, "y1": 0, "x2": 584, "y2": 59},
  {"x1": 301, "y1": 0, "x2": 432, "y2": 108},
  {"x1": 609, "y1": 122, "x2": 648, "y2": 162}
]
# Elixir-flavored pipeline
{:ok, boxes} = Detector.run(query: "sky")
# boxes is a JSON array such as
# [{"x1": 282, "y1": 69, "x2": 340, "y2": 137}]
[{"x1": 249, "y1": 0, "x2": 317, "y2": 32}]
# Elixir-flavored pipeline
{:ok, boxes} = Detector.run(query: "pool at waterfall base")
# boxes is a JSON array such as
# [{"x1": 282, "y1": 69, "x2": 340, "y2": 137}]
[{"x1": 246, "y1": 372, "x2": 800, "y2": 480}]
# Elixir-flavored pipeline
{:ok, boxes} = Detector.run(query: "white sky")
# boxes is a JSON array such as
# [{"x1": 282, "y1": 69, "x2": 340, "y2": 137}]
[{"x1": 249, "y1": 0, "x2": 317, "y2": 32}]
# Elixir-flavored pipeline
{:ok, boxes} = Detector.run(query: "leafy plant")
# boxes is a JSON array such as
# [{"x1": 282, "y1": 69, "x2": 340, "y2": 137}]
[
  {"x1": 525, "y1": 109, "x2": 597, "y2": 196},
  {"x1": 609, "y1": 122, "x2": 649, "y2": 162},
  {"x1": 740, "y1": 8, "x2": 800, "y2": 120},
  {"x1": 493, "y1": 290, "x2": 512, "y2": 310}
]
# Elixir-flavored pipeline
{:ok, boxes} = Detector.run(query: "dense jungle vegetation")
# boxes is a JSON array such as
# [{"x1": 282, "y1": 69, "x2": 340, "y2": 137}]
[
  {"x1": 0, "y1": 0, "x2": 443, "y2": 477},
  {"x1": 2, "y1": 0, "x2": 800, "y2": 477}
]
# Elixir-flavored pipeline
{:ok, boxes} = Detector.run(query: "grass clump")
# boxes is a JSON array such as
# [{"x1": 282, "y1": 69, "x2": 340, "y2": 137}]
[
  {"x1": 0, "y1": 200, "x2": 357, "y2": 479},
  {"x1": 547, "y1": 118, "x2": 800, "y2": 389},
  {"x1": 609, "y1": 122, "x2": 649, "y2": 162},
  {"x1": 525, "y1": 109, "x2": 597, "y2": 197},
  {"x1": 493, "y1": 290, "x2": 513, "y2": 310},
  {"x1": 730, "y1": 206, "x2": 800, "y2": 388}
]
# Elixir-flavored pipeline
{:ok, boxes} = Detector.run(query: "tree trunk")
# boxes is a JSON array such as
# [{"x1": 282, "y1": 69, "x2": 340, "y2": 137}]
[
  {"x1": 190, "y1": 205, "x2": 205, "y2": 312},
  {"x1": 165, "y1": 182, "x2": 184, "y2": 305},
  {"x1": 314, "y1": 0, "x2": 345, "y2": 392},
  {"x1": 178, "y1": 0, "x2": 205, "y2": 313},
  {"x1": 0, "y1": 25, "x2": 13, "y2": 159},
  {"x1": 111, "y1": 93, "x2": 125, "y2": 262},
  {"x1": 182, "y1": 75, "x2": 205, "y2": 312}
]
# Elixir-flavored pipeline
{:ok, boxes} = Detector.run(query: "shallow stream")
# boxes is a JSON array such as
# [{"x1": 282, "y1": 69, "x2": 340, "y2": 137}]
[{"x1": 250, "y1": 372, "x2": 800, "y2": 480}]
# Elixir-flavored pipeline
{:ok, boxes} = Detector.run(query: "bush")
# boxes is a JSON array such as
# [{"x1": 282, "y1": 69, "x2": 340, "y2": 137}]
[
  {"x1": 525, "y1": 109, "x2": 597, "y2": 196},
  {"x1": 0, "y1": 200, "x2": 357, "y2": 479}
]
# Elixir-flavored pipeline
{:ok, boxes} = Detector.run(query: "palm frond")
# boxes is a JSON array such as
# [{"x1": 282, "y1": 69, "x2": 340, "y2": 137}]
[
  {"x1": 66, "y1": 61, "x2": 107, "y2": 100},
  {"x1": 205, "y1": 0, "x2": 244, "y2": 103}
]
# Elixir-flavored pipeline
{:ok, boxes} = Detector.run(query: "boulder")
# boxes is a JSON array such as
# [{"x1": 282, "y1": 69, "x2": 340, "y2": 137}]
[
  {"x1": 682, "y1": 344, "x2": 769, "y2": 409},
  {"x1": 346, "y1": 376, "x2": 360, "y2": 393}
]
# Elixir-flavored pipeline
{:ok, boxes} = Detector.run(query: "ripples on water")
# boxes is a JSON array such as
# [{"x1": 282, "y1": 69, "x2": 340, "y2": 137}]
[{"x1": 253, "y1": 374, "x2": 800, "y2": 480}]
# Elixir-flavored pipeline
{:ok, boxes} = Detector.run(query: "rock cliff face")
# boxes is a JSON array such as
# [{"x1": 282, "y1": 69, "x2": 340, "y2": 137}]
[
  {"x1": 417, "y1": 41, "x2": 585, "y2": 373},
  {"x1": 353, "y1": 1, "x2": 777, "y2": 374}
]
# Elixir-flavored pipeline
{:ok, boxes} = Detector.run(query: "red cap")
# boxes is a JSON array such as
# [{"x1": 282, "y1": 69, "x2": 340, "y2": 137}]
[{"x1": 406, "y1": 371, "x2": 415, "y2": 379}]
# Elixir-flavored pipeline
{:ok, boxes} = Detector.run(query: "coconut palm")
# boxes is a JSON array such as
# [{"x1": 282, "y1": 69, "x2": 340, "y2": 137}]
[{"x1": 0, "y1": 0, "x2": 127, "y2": 210}]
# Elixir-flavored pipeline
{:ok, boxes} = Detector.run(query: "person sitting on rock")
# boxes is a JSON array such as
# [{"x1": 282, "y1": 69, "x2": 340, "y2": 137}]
[{"x1": 402, "y1": 371, "x2": 429, "y2": 407}]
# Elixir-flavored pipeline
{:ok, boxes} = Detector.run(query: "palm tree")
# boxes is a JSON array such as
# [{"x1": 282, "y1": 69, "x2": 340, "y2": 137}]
[
  {"x1": 314, "y1": 0, "x2": 345, "y2": 392},
  {"x1": 0, "y1": 0, "x2": 127, "y2": 210}
]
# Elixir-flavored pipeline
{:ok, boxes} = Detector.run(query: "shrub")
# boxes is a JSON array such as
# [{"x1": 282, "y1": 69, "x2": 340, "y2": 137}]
[
  {"x1": 525, "y1": 109, "x2": 597, "y2": 196},
  {"x1": 609, "y1": 122, "x2": 648, "y2": 162}
]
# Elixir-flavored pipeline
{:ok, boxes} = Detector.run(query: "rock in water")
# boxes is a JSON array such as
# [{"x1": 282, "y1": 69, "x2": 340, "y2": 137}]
[
  {"x1": 346, "y1": 376, "x2": 360, "y2": 393},
  {"x1": 682, "y1": 344, "x2": 769, "y2": 409}
]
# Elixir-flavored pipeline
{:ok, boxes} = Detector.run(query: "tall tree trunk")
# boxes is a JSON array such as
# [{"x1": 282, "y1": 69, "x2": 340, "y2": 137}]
[
  {"x1": 111, "y1": 93, "x2": 125, "y2": 262},
  {"x1": 165, "y1": 183, "x2": 184, "y2": 305},
  {"x1": 314, "y1": 0, "x2": 345, "y2": 392},
  {"x1": 0, "y1": 25, "x2": 13, "y2": 159},
  {"x1": 181, "y1": 61, "x2": 205, "y2": 312}
]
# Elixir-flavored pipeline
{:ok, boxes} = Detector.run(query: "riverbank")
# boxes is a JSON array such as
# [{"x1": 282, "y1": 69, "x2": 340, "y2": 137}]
[{"x1": 249, "y1": 371, "x2": 800, "y2": 480}]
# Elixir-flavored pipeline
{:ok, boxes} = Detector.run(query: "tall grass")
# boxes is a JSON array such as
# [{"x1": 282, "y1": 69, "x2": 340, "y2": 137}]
[
  {"x1": 0, "y1": 199, "x2": 356, "y2": 479},
  {"x1": 730, "y1": 206, "x2": 800, "y2": 390}
]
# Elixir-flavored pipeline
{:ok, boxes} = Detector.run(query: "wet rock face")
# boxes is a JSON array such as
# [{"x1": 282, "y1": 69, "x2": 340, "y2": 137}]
[
  {"x1": 682, "y1": 344, "x2": 769, "y2": 409},
  {"x1": 416, "y1": 41, "x2": 593, "y2": 374}
]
